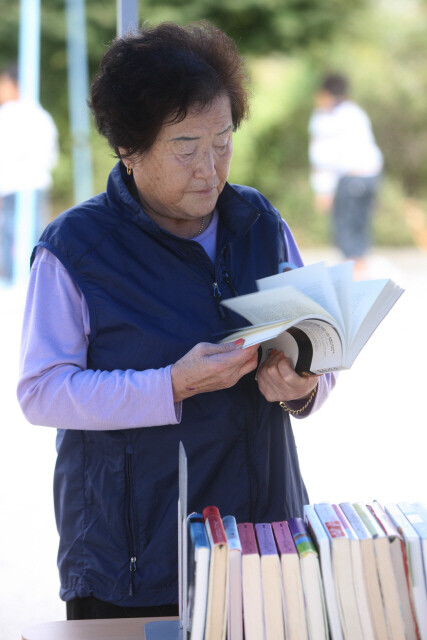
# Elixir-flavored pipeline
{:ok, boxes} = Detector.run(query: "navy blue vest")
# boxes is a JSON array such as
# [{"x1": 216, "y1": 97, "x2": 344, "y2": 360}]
[{"x1": 35, "y1": 162, "x2": 309, "y2": 606}]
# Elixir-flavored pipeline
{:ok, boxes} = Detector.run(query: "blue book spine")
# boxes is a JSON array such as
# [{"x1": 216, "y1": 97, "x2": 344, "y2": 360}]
[
  {"x1": 188, "y1": 512, "x2": 210, "y2": 552},
  {"x1": 398, "y1": 502, "x2": 427, "y2": 539},
  {"x1": 223, "y1": 515, "x2": 242, "y2": 552},
  {"x1": 304, "y1": 504, "x2": 329, "y2": 544},
  {"x1": 339, "y1": 502, "x2": 371, "y2": 541},
  {"x1": 314, "y1": 502, "x2": 347, "y2": 540}
]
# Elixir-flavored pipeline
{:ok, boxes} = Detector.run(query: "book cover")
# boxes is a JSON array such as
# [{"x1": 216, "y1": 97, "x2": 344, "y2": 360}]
[
  {"x1": 353, "y1": 502, "x2": 406, "y2": 640},
  {"x1": 187, "y1": 513, "x2": 210, "y2": 640},
  {"x1": 314, "y1": 502, "x2": 363, "y2": 640},
  {"x1": 202, "y1": 506, "x2": 229, "y2": 640},
  {"x1": 272, "y1": 521, "x2": 308, "y2": 640},
  {"x1": 289, "y1": 517, "x2": 329, "y2": 640},
  {"x1": 255, "y1": 523, "x2": 285, "y2": 640},
  {"x1": 303, "y1": 505, "x2": 343, "y2": 640},
  {"x1": 367, "y1": 500, "x2": 420, "y2": 640},
  {"x1": 237, "y1": 522, "x2": 264, "y2": 640},
  {"x1": 332, "y1": 504, "x2": 375, "y2": 640},
  {"x1": 386, "y1": 502, "x2": 427, "y2": 640},
  {"x1": 398, "y1": 502, "x2": 427, "y2": 583},
  {"x1": 339, "y1": 502, "x2": 389, "y2": 640},
  {"x1": 222, "y1": 516, "x2": 243, "y2": 640}
]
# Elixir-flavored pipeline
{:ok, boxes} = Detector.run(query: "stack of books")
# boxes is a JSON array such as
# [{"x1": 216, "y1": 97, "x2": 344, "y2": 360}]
[{"x1": 186, "y1": 500, "x2": 427, "y2": 640}]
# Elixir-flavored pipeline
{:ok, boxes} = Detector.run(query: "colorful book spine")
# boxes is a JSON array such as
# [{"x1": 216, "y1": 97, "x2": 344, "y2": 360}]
[
  {"x1": 255, "y1": 522, "x2": 278, "y2": 556},
  {"x1": 272, "y1": 520, "x2": 298, "y2": 555},
  {"x1": 339, "y1": 502, "x2": 371, "y2": 541},
  {"x1": 223, "y1": 515, "x2": 241, "y2": 552},
  {"x1": 289, "y1": 517, "x2": 319, "y2": 557},
  {"x1": 314, "y1": 502, "x2": 347, "y2": 539},
  {"x1": 189, "y1": 512, "x2": 210, "y2": 551},
  {"x1": 237, "y1": 522, "x2": 259, "y2": 555},
  {"x1": 203, "y1": 505, "x2": 228, "y2": 546}
]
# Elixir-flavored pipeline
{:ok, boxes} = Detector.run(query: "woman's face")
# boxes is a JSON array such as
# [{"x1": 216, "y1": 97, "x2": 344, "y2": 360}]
[{"x1": 129, "y1": 94, "x2": 233, "y2": 236}]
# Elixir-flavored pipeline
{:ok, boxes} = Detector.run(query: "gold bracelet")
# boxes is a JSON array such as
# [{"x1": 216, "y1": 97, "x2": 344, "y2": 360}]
[{"x1": 279, "y1": 383, "x2": 318, "y2": 416}]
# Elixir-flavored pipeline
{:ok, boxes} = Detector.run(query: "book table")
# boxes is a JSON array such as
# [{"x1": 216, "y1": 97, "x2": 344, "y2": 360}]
[{"x1": 21, "y1": 616, "x2": 180, "y2": 640}]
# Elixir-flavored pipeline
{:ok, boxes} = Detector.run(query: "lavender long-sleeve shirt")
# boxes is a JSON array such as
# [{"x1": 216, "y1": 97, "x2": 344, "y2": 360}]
[{"x1": 17, "y1": 211, "x2": 336, "y2": 430}]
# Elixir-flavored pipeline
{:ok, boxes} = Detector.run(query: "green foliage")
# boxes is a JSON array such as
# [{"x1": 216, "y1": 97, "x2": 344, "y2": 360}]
[
  {"x1": 2, "y1": 0, "x2": 427, "y2": 247},
  {"x1": 139, "y1": 0, "x2": 365, "y2": 55}
]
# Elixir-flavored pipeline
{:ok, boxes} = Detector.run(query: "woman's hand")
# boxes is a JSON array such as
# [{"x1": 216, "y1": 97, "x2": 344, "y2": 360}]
[
  {"x1": 256, "y1": 349, "x2": 319, "y2": 403},
  {"x1": 171, "y1": 340, "x2": 260, "y2": 402}
]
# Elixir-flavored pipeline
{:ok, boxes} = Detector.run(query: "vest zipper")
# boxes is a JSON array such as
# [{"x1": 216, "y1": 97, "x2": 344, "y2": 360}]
[
  {"x1": 223, "y1": 271, "x2": 239, "y2": 297},
  {"x1": 125, "y1": 447, "x2": 138, "y2": 597},
  {"x1": 212, "y1": 281, "x2": 226, "y2": 318}
]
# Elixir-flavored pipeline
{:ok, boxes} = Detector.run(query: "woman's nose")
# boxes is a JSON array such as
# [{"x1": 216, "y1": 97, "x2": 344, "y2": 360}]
[{"x1": 194, "y1": 148, "x2": 216, "y2": 179}]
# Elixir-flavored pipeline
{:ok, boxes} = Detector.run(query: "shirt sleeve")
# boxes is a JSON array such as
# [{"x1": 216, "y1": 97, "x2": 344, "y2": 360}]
[
  {"x1": 280, "y1": 218, "x2": 338, "y2": 417},
  {"x1": 17, "y1": 248, "x2": 182, "y2": 430}
]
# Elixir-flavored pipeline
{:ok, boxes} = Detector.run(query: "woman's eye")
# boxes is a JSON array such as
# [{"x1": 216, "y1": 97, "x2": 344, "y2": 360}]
[{"x1": 215, "y1": 144, "x2": 228, "y2": 153}]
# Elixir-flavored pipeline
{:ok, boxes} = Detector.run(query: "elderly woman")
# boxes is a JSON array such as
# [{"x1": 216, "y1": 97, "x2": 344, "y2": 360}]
[{"x1": 18, "y1": 22, "x2": 336, "y2": 620}]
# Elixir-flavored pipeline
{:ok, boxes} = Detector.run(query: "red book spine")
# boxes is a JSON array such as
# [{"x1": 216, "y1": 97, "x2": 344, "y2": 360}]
[{"x1": 202, "y1": 505, "x2": 227, "y2": 545}]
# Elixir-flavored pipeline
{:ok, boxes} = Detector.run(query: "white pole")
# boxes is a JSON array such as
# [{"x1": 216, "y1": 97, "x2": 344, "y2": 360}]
[
  {"x1": 66, "y1": 0, "x2": 94, "y2": 205},
  {"x1": 117, "y1": 0, "x2": 139, "y2": 36},
  {"x1": 13, "y1": 0, "x2": 41, "y2": 286}
]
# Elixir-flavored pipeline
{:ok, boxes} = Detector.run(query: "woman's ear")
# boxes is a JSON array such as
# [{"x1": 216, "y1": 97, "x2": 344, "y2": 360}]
[{"x1": 118, "y1": 148, "x2": 134, "y2": 174}]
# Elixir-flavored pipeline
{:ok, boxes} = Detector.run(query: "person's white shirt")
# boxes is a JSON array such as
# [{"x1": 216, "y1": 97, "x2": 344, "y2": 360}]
[
  {"x1": 0, "y1": 98, "x2": 59, "y2": 196},
  {"x1": 308, "y1": 99, "x2": 383, "y2": 195}
]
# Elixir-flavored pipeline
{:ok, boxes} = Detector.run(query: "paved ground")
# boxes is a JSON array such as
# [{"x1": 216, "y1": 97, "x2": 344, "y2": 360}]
[{"x1": 1, "y1": 247, "x2": 426, "y2": 639}]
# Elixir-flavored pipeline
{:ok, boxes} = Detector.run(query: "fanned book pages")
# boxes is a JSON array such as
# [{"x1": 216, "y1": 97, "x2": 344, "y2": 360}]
[{"x1": 220, "y1": 261, "x2": 404, "y2": 374}]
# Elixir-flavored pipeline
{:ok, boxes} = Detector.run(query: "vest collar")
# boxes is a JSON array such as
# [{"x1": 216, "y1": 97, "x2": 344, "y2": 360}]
[{"x1": 106, "y1": 161, "x2": 260, "y2": 239}]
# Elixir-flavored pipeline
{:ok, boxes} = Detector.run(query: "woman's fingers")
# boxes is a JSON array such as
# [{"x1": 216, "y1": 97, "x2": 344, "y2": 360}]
[
  {"x1": 171, "y1": 341, "x2": 259, "y2": 402},
  {"x1": 257, "y1": 349, "x2": 319, "y2": 402}
]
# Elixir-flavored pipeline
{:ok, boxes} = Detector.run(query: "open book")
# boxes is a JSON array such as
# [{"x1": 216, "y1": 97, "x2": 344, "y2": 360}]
[{"x1": 220, "y1": 261, "x2": 404, "y2": 374}]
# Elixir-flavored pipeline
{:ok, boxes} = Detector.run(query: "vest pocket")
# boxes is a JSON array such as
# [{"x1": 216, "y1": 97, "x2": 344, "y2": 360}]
[{"x1": 125, "y1": 445, "x2": 138, "y2": 597}]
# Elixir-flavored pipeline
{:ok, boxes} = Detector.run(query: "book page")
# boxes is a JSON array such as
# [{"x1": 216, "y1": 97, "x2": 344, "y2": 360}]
[
  {"x1": 347, "y1": 280, "x2": 404, "y2": 365},
  {"x1": 261, "y1": 320, "x2": 343, "y2": 374},
  {"x1": 348, "y1": 279, "x2": 400, "y2": 342},
  {"x1": 327, "y1": 262, "x2": 353, "y2": 336},
  {"x1": 256, "y1": 262, "x2": 344, "y2": 331},
  {"x1": 221, "y1": 285, "x2": 336, "y2": 328}
]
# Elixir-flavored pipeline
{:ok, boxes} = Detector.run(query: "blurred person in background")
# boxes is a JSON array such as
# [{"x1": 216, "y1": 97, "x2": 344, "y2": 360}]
[
  {"x1": 0, "y1": 62, "x2": 59, "y2": 282},
  {"x1": 17, "y1": 23, "x2": 336, "y2": 620},
  {"x1": 308, "y1": 72, "x2": 383, "y2": 279}
]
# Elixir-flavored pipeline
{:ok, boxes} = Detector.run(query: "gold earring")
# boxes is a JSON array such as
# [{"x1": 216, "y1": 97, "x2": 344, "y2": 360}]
[{"x1": 126, "y1": 165, "x2": 132, "y2": 176}]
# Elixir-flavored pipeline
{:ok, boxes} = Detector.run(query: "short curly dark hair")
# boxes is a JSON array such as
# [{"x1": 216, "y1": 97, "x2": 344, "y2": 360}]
[{"x1": 89, "y1": 21, "x2": 250, "y2": 159}]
